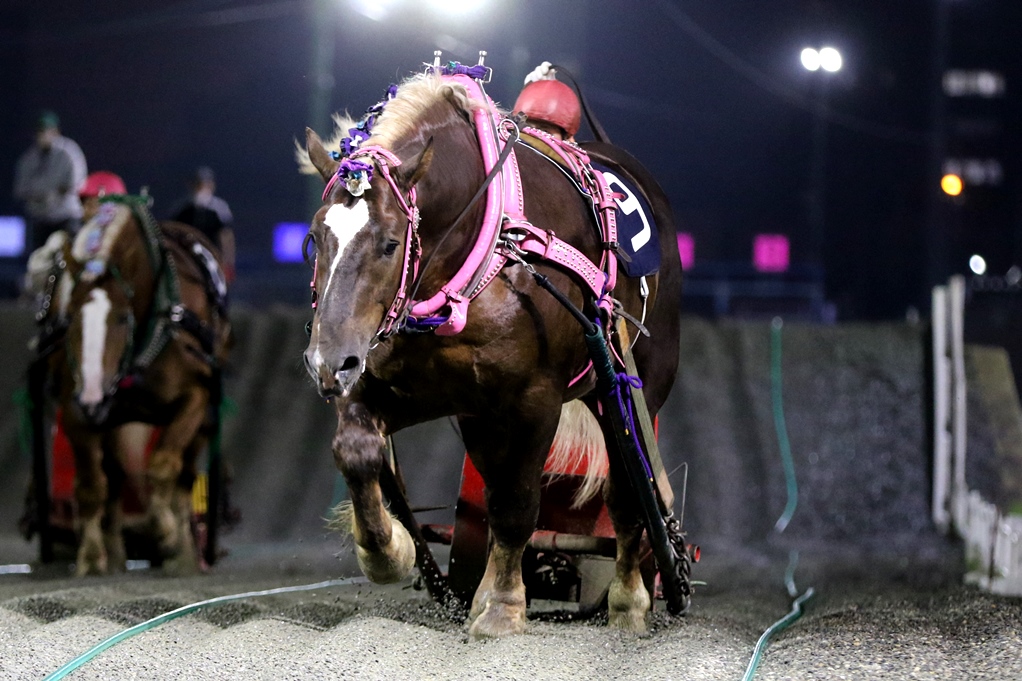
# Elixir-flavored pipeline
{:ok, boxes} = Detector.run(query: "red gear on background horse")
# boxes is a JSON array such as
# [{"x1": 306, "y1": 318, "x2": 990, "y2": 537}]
[
  {"x1": 79, "y1": 170, "x2": 127, "y2": 223},
  {"x1": 79, "y1": 170, "x2": 127, "y2": 199}
]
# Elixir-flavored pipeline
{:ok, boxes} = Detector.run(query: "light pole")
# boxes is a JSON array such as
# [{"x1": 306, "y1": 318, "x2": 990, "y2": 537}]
[{"x1": 801, "y1": 46, "x2": 842, "y2": 269}]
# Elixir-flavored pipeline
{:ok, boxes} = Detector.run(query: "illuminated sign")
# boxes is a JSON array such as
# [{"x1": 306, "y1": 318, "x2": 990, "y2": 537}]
[
  {"x1": 753, "y1": 234, "x2": 789, "y2": 273},
  {"x1": 676, "y1": 232, "x2": 694, "y2": 270},
  {"x1": 273, "y1": 222, "x2": 309, "y2": 263},
  {"x1": 0, "y1": 216, "x2": 26, "y2": 257}
]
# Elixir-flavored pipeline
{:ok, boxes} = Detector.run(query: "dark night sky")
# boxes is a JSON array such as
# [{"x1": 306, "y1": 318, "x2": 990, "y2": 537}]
[{"x1": 1, "y1": 0, "x2": 1019, "y2": 318}]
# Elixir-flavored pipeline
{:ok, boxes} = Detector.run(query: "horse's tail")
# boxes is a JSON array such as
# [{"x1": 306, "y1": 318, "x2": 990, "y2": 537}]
[{"x1": 547, "y1": 400, "x2": 608, "y2": 508}]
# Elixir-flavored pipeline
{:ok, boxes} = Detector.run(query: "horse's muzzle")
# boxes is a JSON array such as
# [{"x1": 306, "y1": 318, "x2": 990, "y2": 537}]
[
  {"x1": 74, "y1": 396, "x2": 113, "y2": 427},
  {"x1": 305, "y1": 350, "x2": 363, "y2": 398}
]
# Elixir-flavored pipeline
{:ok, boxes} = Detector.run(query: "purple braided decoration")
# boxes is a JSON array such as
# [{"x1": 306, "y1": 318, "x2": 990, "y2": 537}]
[
  {"x1": 435, "y1": 62, "x2": 489, "y2": 79},
  {"x1": 342, "y1": 127, "x2": 371, "y2": 156},
  {"x1": 612, "y1": 372, "x2": 655, "y2": 480},
  {"x1": 337, "y1": 157, "x2": 374, "y2": 184},
  {"x1": 337, "y1": 84, "x2": 398, "y2": 159}
]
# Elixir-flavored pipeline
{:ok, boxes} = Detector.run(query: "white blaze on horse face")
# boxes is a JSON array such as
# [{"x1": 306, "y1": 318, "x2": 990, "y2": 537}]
[
  {"x1": 322, "y1": 201, "x2": 370, "y2": 298},
  {"x1": 80, "y1": 288, "x2": 112, "y2": 407}
]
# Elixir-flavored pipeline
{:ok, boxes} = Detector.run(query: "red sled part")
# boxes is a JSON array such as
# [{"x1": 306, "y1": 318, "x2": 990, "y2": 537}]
[{"x1": 443, "y1": 417, "x2": 659, "y2": 610}]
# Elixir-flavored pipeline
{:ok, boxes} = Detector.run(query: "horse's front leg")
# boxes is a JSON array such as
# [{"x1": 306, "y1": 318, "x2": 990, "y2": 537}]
[
  {"x1": 65, "y1": 424, "x2": 109, "y2": 576},
  {"x1": 459, "y1": 406, "x2": 558, "y2": 639},
  {"x1": 147, "y1": 386, "x2": 206, "y2": 574},
  {"x1": 101, "y1": 429, "x2": 128, "y2": 573},
  {"x1": 333, "y1": 400, "x2": 415, "y2": 583}
]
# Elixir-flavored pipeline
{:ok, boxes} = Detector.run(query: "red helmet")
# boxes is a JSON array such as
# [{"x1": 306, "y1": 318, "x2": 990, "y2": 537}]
[
  {"x1": 513, "y1": 79, "x2": 581, "y2": 137},
  {"x1": 80, "y1": 171, "x2": 127, "y2": 198}
]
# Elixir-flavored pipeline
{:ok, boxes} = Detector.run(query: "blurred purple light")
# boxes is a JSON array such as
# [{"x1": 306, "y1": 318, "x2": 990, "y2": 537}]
[
  {"x1": 753, "y1": 234, "x2": 789, "y2": 273},
  {"x1": 273, "y1": 222, "x2": 309, "y2": 263}
]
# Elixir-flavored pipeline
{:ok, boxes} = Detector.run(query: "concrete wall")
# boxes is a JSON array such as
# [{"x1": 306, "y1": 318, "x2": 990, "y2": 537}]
[{"x1": 1, "y1": 306, "x2": 1011, "y2": 562}]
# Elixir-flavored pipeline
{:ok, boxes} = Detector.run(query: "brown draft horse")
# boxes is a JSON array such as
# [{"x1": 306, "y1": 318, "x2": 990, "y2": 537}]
[
  {"x1": 301, "y1": 73, "x2": 681, "y2": 637},
  {"x1": 44, "y1": 199, "x2": 230, "y2": 575}
]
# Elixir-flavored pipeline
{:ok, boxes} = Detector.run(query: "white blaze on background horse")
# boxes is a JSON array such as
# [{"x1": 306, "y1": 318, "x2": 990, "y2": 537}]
[{"x1": 79, "y1": 288, "x2": 111, "y2": 407}]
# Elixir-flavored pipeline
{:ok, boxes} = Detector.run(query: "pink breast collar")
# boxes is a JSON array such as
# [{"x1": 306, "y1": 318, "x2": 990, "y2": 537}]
[{"x1": 333, "y1": 74, "x2": 620, "y2": 341}]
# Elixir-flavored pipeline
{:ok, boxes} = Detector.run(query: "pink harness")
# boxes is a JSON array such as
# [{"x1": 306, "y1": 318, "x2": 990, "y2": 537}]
[{"x1": 318, "y1": 73, "x2": 621, "y2": 346}]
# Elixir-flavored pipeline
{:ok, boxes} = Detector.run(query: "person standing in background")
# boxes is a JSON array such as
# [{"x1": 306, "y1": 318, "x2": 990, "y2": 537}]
[
  {"x1": 12, "y1": 110, "x2": 88, "y2": 251},
  {"x1": 170, "y1": 166, "x2": 236, "y2": 283}
]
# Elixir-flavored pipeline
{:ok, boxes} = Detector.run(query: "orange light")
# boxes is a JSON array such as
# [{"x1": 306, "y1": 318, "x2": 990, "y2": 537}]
[{"x1": 941, "y1": 173, "x2": 963, "y2": 196}]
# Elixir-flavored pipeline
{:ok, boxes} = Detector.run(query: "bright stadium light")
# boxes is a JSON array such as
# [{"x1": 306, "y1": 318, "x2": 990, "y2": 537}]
[
  {"x1": 426, "y1": 0, "x2": 486, "y2": 12},
  {"x1": 350, "y1": 0, "x2": 401, "y2": 21},
  {"x1": 969, "y1": 255, "x2": 987, "y2": 275},
  {"x1": 801, "y1": 47, "x2": 821, "y2": 71},
  {"x1": 819, "y1": 47, "x2": 842, "y2": 72}
]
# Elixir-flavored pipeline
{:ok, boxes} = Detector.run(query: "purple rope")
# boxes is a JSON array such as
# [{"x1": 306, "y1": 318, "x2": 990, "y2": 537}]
[
  {"x1": 612, "y1": 372, "x2": 655, "y2": 480},
  {"x1": 402, "y1": 314, "x2": 449, "y2": 331}
]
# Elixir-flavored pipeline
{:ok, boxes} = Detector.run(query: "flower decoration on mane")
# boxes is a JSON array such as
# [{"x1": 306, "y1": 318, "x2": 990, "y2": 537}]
[
  {"x1": 337, "y1": 158, "x2": 374, "y2": 196},
  {"x1": 330, "y1": 84, "x2": 398, "y2": 197}
]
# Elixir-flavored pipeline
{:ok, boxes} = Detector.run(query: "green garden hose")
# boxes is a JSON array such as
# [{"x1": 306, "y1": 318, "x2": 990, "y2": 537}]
[
  {"x1": 741, "y1": 318, "x2": 816, "y2": 681},
  {"x1": 44, "y1": 576, "x2": 363, "y2": 681}
]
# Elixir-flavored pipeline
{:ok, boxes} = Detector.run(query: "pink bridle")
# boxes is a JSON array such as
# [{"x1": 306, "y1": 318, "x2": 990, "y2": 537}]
[{"x1": 319, "y1": 145, "x2": 421, "y2": 340}]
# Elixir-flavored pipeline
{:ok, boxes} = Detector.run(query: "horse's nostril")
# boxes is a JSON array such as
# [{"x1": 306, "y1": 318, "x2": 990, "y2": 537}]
[{"x1": 338, "y1": 356, "x2": 360, "y2": 373}]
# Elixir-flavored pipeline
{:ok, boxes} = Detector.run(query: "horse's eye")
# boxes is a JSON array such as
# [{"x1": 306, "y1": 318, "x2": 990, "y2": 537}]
[
  {"x1": 383, "y1": 240, "x2": 399, "y2": 256},
  {"x1": 302, "y1": 232, "x2": 316, "y2": 267}
]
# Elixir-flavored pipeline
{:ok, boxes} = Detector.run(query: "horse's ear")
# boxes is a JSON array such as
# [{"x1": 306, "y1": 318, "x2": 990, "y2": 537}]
[
  {"x1": 400, "y1": 136, "x2": 435, "y2": 189},
  {"x1": 304, "y1": 127, "x2": 340, "y2": 183}
]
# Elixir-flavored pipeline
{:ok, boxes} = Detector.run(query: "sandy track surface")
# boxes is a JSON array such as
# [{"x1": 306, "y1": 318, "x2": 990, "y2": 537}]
[{"x1": 2, "y1": 540, "x2": 1020, "y2": 681}]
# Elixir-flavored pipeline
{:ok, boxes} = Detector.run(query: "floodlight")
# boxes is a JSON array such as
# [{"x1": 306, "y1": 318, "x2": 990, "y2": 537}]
[
  {"x1": 819, "y1": 47, "x2": 842, "y2": 72},
  {"x1": 426, "y1": 0, "x2": 485, "y2": 12},
  {"x1": 801, "y1": 48, "x2": 821, "y2": 71},
  {"x1": 969, "y1": 255, "x2": 987, "y2": 276},
  {"x1": 350, "y1": 0, "x2": 401, "y2": 21}
]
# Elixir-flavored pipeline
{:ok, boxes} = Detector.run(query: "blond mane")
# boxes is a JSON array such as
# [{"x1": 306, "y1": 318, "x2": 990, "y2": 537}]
[
  {"x1": 297, "y1": 72, "x2": 494, "y2": 175},
  {"x1": 369, "y1": 72, "x2": 485, "y2": 148}
]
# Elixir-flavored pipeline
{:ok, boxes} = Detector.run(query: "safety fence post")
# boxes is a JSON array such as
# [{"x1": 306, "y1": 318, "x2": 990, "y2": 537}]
[{"x1": 933, "y1": 274, "x2": 1022, "y2": 596}]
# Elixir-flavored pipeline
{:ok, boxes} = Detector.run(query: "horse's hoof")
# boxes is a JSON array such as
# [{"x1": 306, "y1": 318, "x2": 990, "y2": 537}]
[
  {"x1": 162, "y1": 553, "x2": 200, "y2": 576},
  {"x1": 75, "y1": 523, "x2": 109, "y2": 576},
  {"x1": 607, "y1": 577, "x2": 650, "y2": 634},
  {"x1": 151, "y1": 509, "x2": 180, "y2": 557},
  {"x1": 105, "y1": 537, "x2": 127, "y2": 573},
  {"x1": 74, "y1": 554, "x2": 108, "y2": 577},
  {"x1": 355, "y1": 519, "x2": 416, "y2": 584},
  {"x1": 467, "y1": 600, "x2": 527, "y2": 640},
  {"x1": 607, "y1": 609, "x2": 648, "y2": 633}
]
